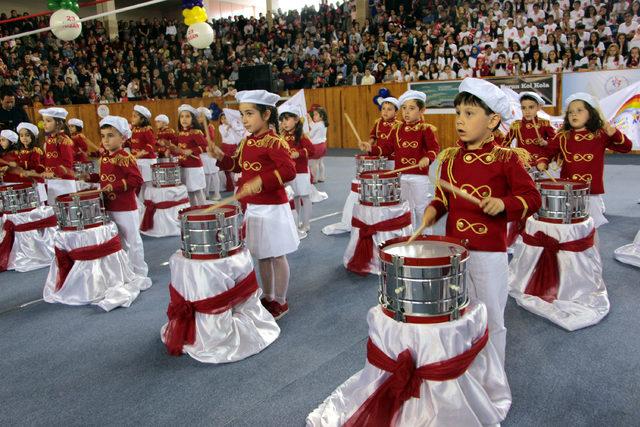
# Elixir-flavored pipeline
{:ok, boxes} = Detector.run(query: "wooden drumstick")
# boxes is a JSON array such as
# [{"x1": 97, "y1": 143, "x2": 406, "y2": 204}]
[
  {"x1": 194, "y1": 186, "x2": 252, "y2": 214},
  {"x1": 378, "y1": 164, "x2": 421, "y2": 175},
  {"x1": 543, "y1": 168, "x2": 557, "y2": 182},
  {"x1": 343, "y1": 113, "x2": 364, "y2": 144},
  {"x1": 68, "y1": 188, "x2": 104, "y2": 197},
  {"x1": 430, "y1": 176, "x2": 482, "y2": 206}
]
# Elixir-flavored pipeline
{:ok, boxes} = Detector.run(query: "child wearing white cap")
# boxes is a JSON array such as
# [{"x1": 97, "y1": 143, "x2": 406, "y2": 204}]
[
  {"x1": 170, "y1": 104, "x2": 207, "y2": 206},
  {"x1": 84, "y1": 115, "x2": 149, "y2": 278},
  {"x1": 544, "y1": 92, "x2": 632, "y2": 228},
  {"x1": 209, "y1": 90, "x2": 299, "y2": 320},
  {"x1": 419, "y1": 77, "x2": 542, "y2": 365},
  {"x1": 0, "y1": 130, "x2": 21, "y2": 183},
  {"x1": 196, "y1": 107, "x2": 222, "y2": 201},
  {"x1": 130, "y1": 105, "x2": 158, "y2": 198},
  {"x1": 366, "y1": 97, "x2": 401, "y2": 168},
  {"x1": 218, "y1": 109, "x2": 246, "y2": 191},
  {"x1": 39, "y1": 107, "x2": 77, "y2": 204},
  {"x1": 279, "y1": 104, "x2": 314, "y2": 237},
  {"x1": 12, "y1": 123, "x2": 47, "y2": 202},
  {"x1": 154, "y1": 114, "x2": 177, "y2": 160},
  {"x1": 307, "y1": 106, "x2": 329, "y2": 182},
  {"x1": 359, "y1": 90, "x2": 440, "y2": 232},
  {"x1": 504, "y1": 92, "x2": 556, "y2": 170},
  {"x1": 67, "y1": 118, "x2": 91, "y2": 162}
]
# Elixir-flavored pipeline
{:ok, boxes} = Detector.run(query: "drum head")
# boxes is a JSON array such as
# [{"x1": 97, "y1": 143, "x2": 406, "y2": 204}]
[
  {"x1": 538, "y1": 179, "x2": 589, "y2": 190},
  {"x1": 380, "y1": 236, "x2": 468, "y2": 266},
  {"x1": 152, "y1": 162, "x2": 178, "y2": 169},
  {"x1": 56, "y1": 190, "x2": 102, "y2": 202},
  {"x1": 0, "y1": 183, "x2": 32, "y2": 191},
  {"x1": 359, "y1": 169, "x2": 398, "y2": 179},
  {"x1": 180, "y1": 204, "x2": 238, "y2": 221}
]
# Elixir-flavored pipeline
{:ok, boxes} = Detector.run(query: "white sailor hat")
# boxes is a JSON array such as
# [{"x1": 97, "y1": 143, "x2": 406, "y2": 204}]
[
  {"x1": 398, "y1": 90, "x2": 427, "y2": 106},
  {"x1": 278, "y1": 104, "x2": 303, "y2": 117},
  {"x1": 38, "y1": 107, "x2": 68, "y2": 120},
  {"x1": 235, "y1": 90, "x2": 280, "y2": 107},
  {"x1": 564, "y1": 92, "x2": 599, "y2": 111},
  {"x1": 99, "y1": 115, "x2": 132, "y2": 140},
  {"x1": 178, "y1": 104, "x2": 198, "y2": 115},
  {"x1": 133, "y1": 105, "x2": 152, "y2": 119},
  {"x1": 155, "y1": 114, "x2": 170, "y2": 124},
  {"x1": 16, "y1": 122, "x2": 39, "y2": 138},
  {"x1": 458, "y1": 77, "x2": 512, "y2": 120},
  {"x1": 197, "y1": 107, "x2": 212, "y2": 120},
  {"x1": 0, "y1": 129, "x2": 18, "y2": 143},
  {"x1": 519, "y1": 91, "x2": 545, "y2": 105},
  {"x1": 68, "y1": 118, "x2": 84, "y2": 128},
  {"x1": 378, "y1": 97, "x2": 400, "y2": 109}
]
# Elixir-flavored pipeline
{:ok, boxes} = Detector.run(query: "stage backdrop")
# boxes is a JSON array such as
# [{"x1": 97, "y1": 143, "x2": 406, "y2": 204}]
[{"x1": 561, "y1": 69, "x2": 640, "y2": 107}]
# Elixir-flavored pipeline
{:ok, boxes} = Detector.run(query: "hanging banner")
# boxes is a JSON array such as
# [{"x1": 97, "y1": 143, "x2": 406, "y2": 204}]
[
  {"x1": 410, "y1": 75, "x2": 557, "y2": 114},
  {"x1": 599, "y1": 79, "x2": 640, "y2": 150},
  {"x1": 561, "y1": 69, "x2": 640, "y2": 108}
]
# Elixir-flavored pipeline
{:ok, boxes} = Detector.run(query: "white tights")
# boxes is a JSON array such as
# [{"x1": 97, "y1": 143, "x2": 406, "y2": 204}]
[{"x1": 258, "y1": 255, "x2": 290, "y2": 304}]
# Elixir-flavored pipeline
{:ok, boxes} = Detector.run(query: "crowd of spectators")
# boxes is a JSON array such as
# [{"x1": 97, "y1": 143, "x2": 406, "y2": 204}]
[{"x1": 0, "y1": 0, "x2": 639, "y2": 106}]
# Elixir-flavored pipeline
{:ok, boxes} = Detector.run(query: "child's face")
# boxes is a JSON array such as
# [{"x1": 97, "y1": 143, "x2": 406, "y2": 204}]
[
  {"x1": 520, "y1": 99, "x2": 540, "y2": 120},
  {"x1": 566, "y1": 100, "x2": 590, "y2": 130},
  {"x1": 131, "y1": 111, "x2": 143, "y2": 126},
  {"x1": 455, "y1": 103, "x2": 499, "y2": 144},
  {"x1": 239, "y1": 103, "x2": 268, "y2": 134},
  {"x1": 18, "y1": 129, "x2": 32, "y2": 147},
  {"x1": 279, "y1": 115, "x2": 298, "y2": 132},
  {"x1": 312, "y1": 110, "x2": 321, "y2": 122},
  {"x1": 220, "y1": 115, "x2": 227, "y2": 125},
  {"x1": 155, "y1": 120, "x2": 165, "y2": 129},
  {"x1": 380, "y1": 102, "x2": 397, "y2": 121},
  {"x1": 401, "y1": 100, "x2": 423, "y2": 123},
  {"x1": 179, "y1": 111, "x2": 193, "y2": 129},
  {"x1": 0, "y1": 137, "x2": 9, "y2": 150},
  {"x1": 69, "y1": 125, "x2": 79, "y2": 134},
  {"x1": 43, "y1": 116, "x2": 56, "y2": 133},
  {"x1": 100, "y1": 126, "x2": 125, "y2": 153}
]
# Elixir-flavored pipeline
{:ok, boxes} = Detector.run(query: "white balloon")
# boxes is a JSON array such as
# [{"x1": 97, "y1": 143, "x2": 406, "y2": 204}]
[
  {"x1": 186, "y1": 22, "x2": 214, "y2": 49},
  {"x1": 50, "y1": 9, "x2": 82, "y2": 41}
]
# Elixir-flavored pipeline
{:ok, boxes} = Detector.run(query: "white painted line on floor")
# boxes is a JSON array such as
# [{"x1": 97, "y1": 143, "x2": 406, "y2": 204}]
[
  {"x1": 20, "y1": 298, "x2": 43, "y2": 308},
  {"x1": 310, "y1": 211, "x2": 341, "y2": 223}
]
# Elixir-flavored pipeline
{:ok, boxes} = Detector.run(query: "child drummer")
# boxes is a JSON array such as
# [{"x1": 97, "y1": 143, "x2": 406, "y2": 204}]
[
  {"x1": 419, "y1": 78, "x2": 542, "y2": 364},
  {"x1": 365, "y1": 97, "x2": 401, "y2": 168},
  {"x1": 505, "y1": 92, "x2": 556, "y2": 170},
  {"x1": 359, "y1": 90, "x2": 440, "y2": 232},
  {"x1": 82, "y1": 116, "x2": 149, "y2": 278}
]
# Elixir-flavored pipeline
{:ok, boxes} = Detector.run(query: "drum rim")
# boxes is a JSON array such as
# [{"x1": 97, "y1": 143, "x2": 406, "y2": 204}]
[
  {"x1": 355, "y1": 154, "x2": 387, "y2": 160},
  {"x1": 56, "y1": 191, "x2": 102, "y2": 202},
  {"x1": 0, "y1": 182, "x2": 34, "y2": 191},
  {"x1": 381, "y1": 304, "x2": 469, "y2": 323},
  {"x1": 179, "y1": 204, "x2": 239, "y2": 221},
  {"x1": 359, "y1": 169, "x2": 400, "y2": 179},
  {"x1": 152, "y1": 162, "x2": 179, "y2": 169},
  {"x1": 379, "y1": 235, "x2": 469, "y2": 266},
  {"x1": 182, "y1": 245, "x2": 243, "y2": 259},
  {"x1": 537, "y1": 179, "x2": 590, "y2": 190},
  {"x1": 535, "y1": 215, "x2": 590, "y2": 224}
]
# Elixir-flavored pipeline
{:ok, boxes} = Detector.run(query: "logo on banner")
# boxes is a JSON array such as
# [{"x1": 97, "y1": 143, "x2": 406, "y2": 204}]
[{"x1": 605, "y1": 76, "x2": 629, "y2": 95}]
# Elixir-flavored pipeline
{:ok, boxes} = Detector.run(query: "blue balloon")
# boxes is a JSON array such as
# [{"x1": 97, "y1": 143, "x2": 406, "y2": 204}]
[
  {"x1": 209, "y1": 102, "x2": 222, "y2": 120},
  {"x1": 372, "y1": 95, "x2": 382, "y2": 109},
  {"x1": 378, "y1": 87, "x2": 390, "y2": 98}
]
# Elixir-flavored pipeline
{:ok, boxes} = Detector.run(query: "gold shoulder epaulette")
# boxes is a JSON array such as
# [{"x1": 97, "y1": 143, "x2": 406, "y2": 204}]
[
  {"x1": 438, "y1": 146, "x2": 461, "y2": 164},
  {"x1": 423, "y1": 123, "x2": 438, "y2": 133},
  {"x1": 490, "y1": 146, "x2": 531, "y2": 165},
  {"x1": 34, "y1": 147, "x2": 43, "y2": 155},
  {"x1": 115, "y1": 152, "x2": 136, "y2": 167},
  {"x1": 61, "y1": 135, "x2": 74, "y2": 146}
]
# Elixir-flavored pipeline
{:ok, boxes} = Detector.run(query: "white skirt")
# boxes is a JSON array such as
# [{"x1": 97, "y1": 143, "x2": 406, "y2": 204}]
[
  {"x1": 160, "y1": 249, "x2": 280, "y2": 363},
  {"x1": 200, "y1": 153, "x2": 219, "y2": 174},
  {"x1": 289, "y1": 172, "x2": 312, "y2": 197},
  {"x1": 307, "y1": 302, "x2": 511, "y2": 426},
  {"x1": 245, "y1": 203, "x2": 300, "y2": 259},
  {"x1": 136, "y1": 158, "x2": 157, "y2": 182},
  {"x1": 509, "y1": 216, "x2": 609, "y2": 331},
  {"x1": 181, "y1": 167, "x2": 206, "y2": 192}
]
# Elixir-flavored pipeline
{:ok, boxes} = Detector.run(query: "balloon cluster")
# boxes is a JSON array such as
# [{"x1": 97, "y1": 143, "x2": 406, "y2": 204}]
[
  {"x1": 372, "y1": 88, "x2": 391, "y2": 110},
  {"x1": 182, "y1": 0, "x2": 208, "y2": 25},
  {"x1": 47, "y1": 0, "x2": 79, "y2": 13}
]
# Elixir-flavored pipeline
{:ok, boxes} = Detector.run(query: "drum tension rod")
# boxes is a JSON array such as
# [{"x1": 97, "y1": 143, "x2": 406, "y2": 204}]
[
  {"x1": 392, "y1": 255, "x2": 405, "y2": 323},
  {"x1": 449, "y1": 253, "x2": 462, "y2": 321}
]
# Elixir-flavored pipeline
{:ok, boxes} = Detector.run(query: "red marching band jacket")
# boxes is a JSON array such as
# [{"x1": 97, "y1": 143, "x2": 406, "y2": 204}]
[
  {"x1": 71, "y1": 134, "x2": 90, "y2": 162},
  {"x1": 369, "y1": 117, "x2": 400, "y2": 160},
  {"x1": 505, "y1": 118, "x2": 556, "y2": 166},
  {"x1": 429, "y1": 138, "x2": 542, "y2": 252},
  {"x1": 218, "y1": 129, "x2": 296, "y2": 205},
  {"x1": 544, "y1": 128, "x2": 632, "y2": 195},
  {"x1": 369, "y1": 120, "x2": 440, "y2": 175},
  {"x1": 282, "y1": 130, "x2": 314, "y2": 174},
  {"x1": 88, "y1": 149, "x2": 143, "y2": 211},
  {"x1": 128, "y1": 125, "x2": 157, "y2": 159},
  {"x1": 43, "y1": 131, "x2": 75, "y2": 180},
  {"x1": 156, "y1": 127, "x2": 178, "y2": 158},
  {"x1": 174, "y1": 128, "x2": 207, "y2": 168},
  {"x1": 10, "y1": 146, "x2": 45, "y2": 183}
]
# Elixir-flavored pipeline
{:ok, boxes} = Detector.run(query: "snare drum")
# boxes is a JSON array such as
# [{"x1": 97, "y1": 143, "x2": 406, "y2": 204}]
[
  {"x1": 0, "y1": 183, "x2": 40, "y2": 214},
  {"x1": 151, "y1": 162, "x2": 182, "y2": 187},
  {"x1": 55, "y1": 191, "x2": 109, "y2": 231},
  {"x1": 179, "y1": 204, "x2": 243, "y2": 259},
  {"x1": 355, "y1": 155, "x2": 388, "y2": 175},
  {"x1": 73, "y1": 161, "x2": 95, "y2": 177},
  {"x1": 536, "y1": 179, "x2": 590, "y2": 224},
  {"x1": 379, "y1": 235, "x2": 469, "y2": 322},
  {"x1": 528, "y1": 169, "x2": 544, "y2": 181},
  {"x1": 358, "y1": 170, "x2": 401, "y2": 206}
]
